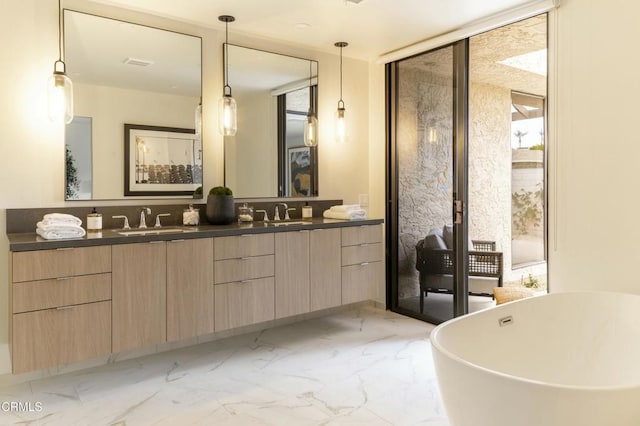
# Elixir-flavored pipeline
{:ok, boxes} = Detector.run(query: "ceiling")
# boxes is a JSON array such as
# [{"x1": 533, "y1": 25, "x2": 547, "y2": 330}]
[{"x1": 89, "y1": 0, "x2": 543, "y2": 60}]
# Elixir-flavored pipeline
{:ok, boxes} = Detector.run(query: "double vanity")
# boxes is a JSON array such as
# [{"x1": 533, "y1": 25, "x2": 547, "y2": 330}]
[{"x1": 7, "y1": 216, "x2": 383, "y2": 374}]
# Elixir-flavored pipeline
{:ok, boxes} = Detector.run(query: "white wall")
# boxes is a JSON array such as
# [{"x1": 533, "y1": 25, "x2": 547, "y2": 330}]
[
  {"x1": 0, "y1": 0, "x2": 371, "y2": 374},
  {"x1": 549, "y1": 0, "x2": 640, "y2": 294}
]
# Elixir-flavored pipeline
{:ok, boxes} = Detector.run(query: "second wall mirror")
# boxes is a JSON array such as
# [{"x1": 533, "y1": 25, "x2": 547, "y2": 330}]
[{"x1": 223, "y1": 44, "x2": 318, "y2": 198}]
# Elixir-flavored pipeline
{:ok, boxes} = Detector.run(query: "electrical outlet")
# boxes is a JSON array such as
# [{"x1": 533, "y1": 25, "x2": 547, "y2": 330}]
[{"x1": 359, "y1": 193, "x2": 369, "y2": 207}]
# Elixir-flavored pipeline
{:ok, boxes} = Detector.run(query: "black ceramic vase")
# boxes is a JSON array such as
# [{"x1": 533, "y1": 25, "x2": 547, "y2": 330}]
[{"x1": 206, "y1": 194, "x2": 235, "y2": 225}]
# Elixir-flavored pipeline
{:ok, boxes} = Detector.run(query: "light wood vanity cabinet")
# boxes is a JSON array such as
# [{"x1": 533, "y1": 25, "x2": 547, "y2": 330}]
[
  {"x1": 309, "y1": 228, "x2": 342, "y2": 311},
  {"x1": 214, "y1": 234, "x2": 275, "y2": 331},
  {"x1": 112, "y1": 242, "x2": 167, "y2": 353},
  {"x1": 166, "y1": 238, "x2": 214, "y2": 342},
  {"x1": 10, "y1": 246, "x2": 112, "y2": 373},
  {"x1": 9, "y1": 220, "x2": 383, "y2": 373},
  {"x1": 275, "y1": 230, "x2": 310, "y2": 319},
  {"x1": 341, "y1": 225, "x2": 383, "y2": 304}
]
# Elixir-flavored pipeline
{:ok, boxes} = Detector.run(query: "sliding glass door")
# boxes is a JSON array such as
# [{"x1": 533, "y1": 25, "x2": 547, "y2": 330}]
[
  {"x1": 387, "y1": 41, "x2": 469, "y2": 324},
  {"x1": 387, "y1": 14, "x2": 549, "y2": 324}
]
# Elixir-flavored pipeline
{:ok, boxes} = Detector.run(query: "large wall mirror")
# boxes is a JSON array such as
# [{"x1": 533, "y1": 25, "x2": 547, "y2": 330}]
[
  {"x1": 64, "y1": 10, "x2": 202, "y2": 200},
  {"x1": 224, "y1": 44, "x2": 318, "y2": 198}
]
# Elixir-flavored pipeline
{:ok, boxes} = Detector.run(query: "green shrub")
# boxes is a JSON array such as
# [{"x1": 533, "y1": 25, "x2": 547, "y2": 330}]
[{"x1": 209, "y1": 186, "x2": 233, "y2": 196}]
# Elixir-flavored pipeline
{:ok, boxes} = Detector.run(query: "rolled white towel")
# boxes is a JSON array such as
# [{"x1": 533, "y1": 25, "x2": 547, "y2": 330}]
[
  {"x1": 323, "y1": 209, "x2": 367, "y2": 220},
  {"x1": 329, "y1": 204, "x2": 361, "y2": 213},
  {"x1": 42, "y1": 213, "x2": 82, "y2": 226}
]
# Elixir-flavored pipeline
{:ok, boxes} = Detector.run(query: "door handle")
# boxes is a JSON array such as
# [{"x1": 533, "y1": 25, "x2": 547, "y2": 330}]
[{"x1": 454, "y1": 200, "x2": 463, "y2": 225}]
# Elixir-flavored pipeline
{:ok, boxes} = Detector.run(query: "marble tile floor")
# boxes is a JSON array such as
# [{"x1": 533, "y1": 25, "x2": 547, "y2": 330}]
[{"x1": 0, "y1": 306, "x2": 450, "y2": 425}]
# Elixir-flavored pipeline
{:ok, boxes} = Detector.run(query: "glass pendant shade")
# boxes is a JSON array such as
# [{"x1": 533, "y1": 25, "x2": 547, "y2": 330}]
[
  {"x1": 48, "y1": 68, "x2": 73, "y2": 124},
  {"x1": 219, "y1": 94, "x2": 237, "y2": 136},
  {"x1": 336, "y1": 104, "x2": 346, "y2": 144},
  {"x1": 195, "y1": 100, "x2": 202, "y2": 138},
  {"x1": 304, "y1": 112, "x2": 318, "y2": 147}
]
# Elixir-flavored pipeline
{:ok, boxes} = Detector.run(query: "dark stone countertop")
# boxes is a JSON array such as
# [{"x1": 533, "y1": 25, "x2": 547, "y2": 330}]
[{"x1": 8, "y1": 218, "x2": 384, "y2": 252}]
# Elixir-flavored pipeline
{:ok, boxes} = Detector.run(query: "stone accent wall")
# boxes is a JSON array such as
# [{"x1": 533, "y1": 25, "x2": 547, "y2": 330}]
[
  {"x1": 397, "y1": 50, "x2": 454, "y2": 299},
  {"x1": 468, "y1": 81, "x2": 513, "y2": 276},
  {"x1": 396, "y1": 65, "x2": 515, "y2": 299}
]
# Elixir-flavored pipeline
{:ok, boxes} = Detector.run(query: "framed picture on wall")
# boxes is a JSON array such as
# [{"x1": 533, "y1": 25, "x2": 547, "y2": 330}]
[
  {"x1": 124, "y1": 124, "x2": 203, "y2": 196},
  {"x1": 287, "y1": 146, "x2": 314, "y2": 197}
]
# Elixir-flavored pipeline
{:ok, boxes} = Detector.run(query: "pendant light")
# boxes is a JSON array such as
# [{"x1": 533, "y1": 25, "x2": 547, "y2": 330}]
[
  {"x1": 335, "y1": 42, "x2": 348, "y2": 144},
  {"x1": 303, "y1": 60, "x2": 318, "y2": 147},
  {"x1": 48, "y1": 0, "x2": 73, "y2": 124},
  {"x1": 218, "y1": 15, "x2": 237, "y2": 136}
]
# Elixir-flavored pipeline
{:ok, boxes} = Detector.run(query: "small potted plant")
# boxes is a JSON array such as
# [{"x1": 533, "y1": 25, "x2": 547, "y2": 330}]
[
  {"x1": 193, "y1": 186, "x2": 203, "y2": 199},
  {"x1": 206, "y1": 186, "x2": 234, "y2": 225}
]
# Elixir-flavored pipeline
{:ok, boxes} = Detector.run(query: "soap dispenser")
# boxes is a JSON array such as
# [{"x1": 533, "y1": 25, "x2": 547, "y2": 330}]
[
  {"x1": 87, "y1": 207, "x2": 102, "y2": 233},
  {"x1": 302, "y1": 202, "x2": 312, "y2": 220}
]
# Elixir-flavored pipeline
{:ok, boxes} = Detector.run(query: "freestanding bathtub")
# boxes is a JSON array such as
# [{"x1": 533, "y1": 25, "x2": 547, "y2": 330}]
[{"x1": 431, "y1": 291, "x2": 640, "y2": 426}]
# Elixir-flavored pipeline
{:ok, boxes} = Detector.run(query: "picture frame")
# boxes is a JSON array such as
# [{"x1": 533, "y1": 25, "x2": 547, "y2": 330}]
[
  {"x1": 287, "y1": 146, "x2": 314, "y2": 197},
  {"x1": 124, "y1": 124, "x2": 203, "y2": 196}
]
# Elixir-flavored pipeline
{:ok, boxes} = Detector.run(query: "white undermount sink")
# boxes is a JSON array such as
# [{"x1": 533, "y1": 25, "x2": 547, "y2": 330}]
[
  {"x1": 266, "y1": 221, "x2": 310, "y2": 227},
  {"x1": 113, "y1": 227, "x2": 189, "y2": 236}
]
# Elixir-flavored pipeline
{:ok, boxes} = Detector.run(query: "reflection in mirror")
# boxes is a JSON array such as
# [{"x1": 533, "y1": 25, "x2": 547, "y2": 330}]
[
  {"x1": 224, "y1": 44, "x2": 318, "y2": 198},
  {"x1": 65, "y1": 116, "x2": 92, "y2": 199},
  {"x1": 63, "y1": 10, "x2": 202, "y2": 200}
]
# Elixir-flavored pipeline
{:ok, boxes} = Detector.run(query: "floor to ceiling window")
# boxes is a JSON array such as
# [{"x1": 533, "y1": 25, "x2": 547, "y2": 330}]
[{"x1": 387, "y1": 14, "x2": 548, "y2": 324}]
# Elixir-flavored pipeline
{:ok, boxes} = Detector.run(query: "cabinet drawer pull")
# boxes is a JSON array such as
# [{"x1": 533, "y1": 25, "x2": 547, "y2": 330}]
[
  {"x1": 149, "y1": 241, "x2": 164, "y2": 244},
  {"x1": 55, "y1": 305, "x2": 75, "y2": 311},
  {"x1": 240, "y1": 257, "x2": 251, "y2": 260},
  {"x1": 240, "y1": 279, "x2": 254, "y2": 283},
  {"x1": 360, "y1": 262, "x2": 370, "y2": 266},
  {"x1": 55, "y1": 277, "x2": 72, "y2": 281},
  {"x1": 169, "y1": 239, "x2": 186, "y2": 243},
  {"x1": 299, "y1": 230, "x2": 309, "y2": 233},
  {"x1": 359, "y1": 243, "x2": 369, "y2": 247},
  {"x1": 55, "y1": 247, "x2": 74, "y2": 251},
  {"x1": 240, "y1": 234, "x2": 254, "y2": 237}
]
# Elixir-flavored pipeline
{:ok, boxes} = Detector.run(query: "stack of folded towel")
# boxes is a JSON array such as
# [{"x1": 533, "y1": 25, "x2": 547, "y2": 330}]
[
  {"x1": 36, "y1": 213, "x2": 86, "y2": 240},
  {"x1": 323, "y1": 204, "x2": 367, "y2": 220}
]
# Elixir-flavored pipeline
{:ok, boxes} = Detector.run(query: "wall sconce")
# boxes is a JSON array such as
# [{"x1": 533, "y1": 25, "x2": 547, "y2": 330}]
[
  {"x1": 427, "y1": 126, "x2": 438, "y2": 143},
  {"x1": 218, "y1": 15, "x2": 237, "y2": 136},
  {"x1": 335, "y1": 41, "x2": 348, "y2": 144},
  {"x1": 304, "y1": 60, "x2": 318, "y2": 147},
  {"x1": 48, "y1": 0, "x2": 73, "y2": 124}
]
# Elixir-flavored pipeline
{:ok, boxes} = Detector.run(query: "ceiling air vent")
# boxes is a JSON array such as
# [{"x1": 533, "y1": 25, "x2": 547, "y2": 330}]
[
  {"x1": 123, "y1": 58, "x2": 154, "y2": 67},
  {"x1": 345, "y1": 0, "x2": 366, "y2": 4}
]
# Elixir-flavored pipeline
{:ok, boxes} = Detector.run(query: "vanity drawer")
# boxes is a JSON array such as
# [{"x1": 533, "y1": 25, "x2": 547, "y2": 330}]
[
  {"x1": 341, "y1": 224, "x2": 382, "y2": 247},
  {"x1": 342, "y1": 261, "x2": 382, "y2": 304},
  {"x1": 12, "y1": 300, "x2": 111, "y2": 374},
  {"x1": 342, "y1": 242, "x2": 383, "y2": 266},
  {"x1": 12, "y1": 246, "x2": 111, "y2": 282},
  {"x1": 214, "y1": 234, "x2": 274, "y2": 260},
  {"x1": 214, "y1": 277, "x2": 275, "y2": 331},
  {"x1": 13, "y1": 273, "x2": 111, "y2": 313},
  {"x1": 214, "y1": 255, "x2": 275, "y2": 284}
]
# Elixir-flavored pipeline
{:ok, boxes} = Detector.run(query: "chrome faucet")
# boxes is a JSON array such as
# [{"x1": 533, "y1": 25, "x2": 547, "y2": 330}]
[
  {"x1": 255, "y1": 209, "x2": 269, "y2": 222},
  {"x1": 112, "y1": 215, "x2": 130, "y2": 230},
  {"x1": 154, "y1": 213, "x2": 171, "y2": 228},
  {"x1": 274, "y1": 203, "x2": 288, "y2": 221},
  {"x1": 139, "y1": 207, "x2": 151, "y2": 229}
]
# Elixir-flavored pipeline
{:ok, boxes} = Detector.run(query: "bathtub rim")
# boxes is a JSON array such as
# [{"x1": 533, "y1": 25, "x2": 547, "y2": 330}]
[{"x1": 430, "y1": 290, "x2": 640, "y2": 392}]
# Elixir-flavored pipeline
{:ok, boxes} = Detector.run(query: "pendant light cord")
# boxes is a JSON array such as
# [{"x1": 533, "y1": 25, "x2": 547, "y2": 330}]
[
  {"x1": 55, "y1": 0, "x2": 65, "y2": 72},
  {"x1": 339, "y1": 44, "x2": 343, "y2": 102},
  {"x1": 224, "y1": 21, "x2": 229, "y2": 88}
]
